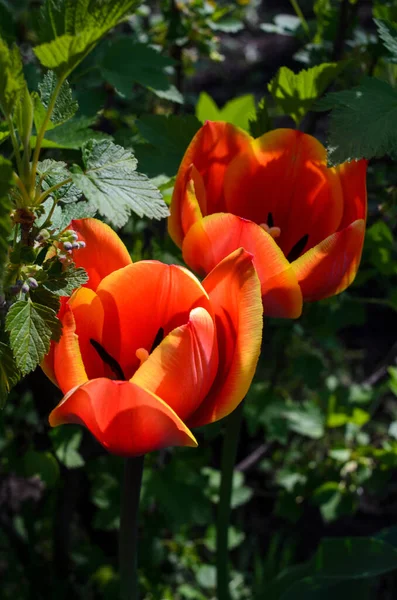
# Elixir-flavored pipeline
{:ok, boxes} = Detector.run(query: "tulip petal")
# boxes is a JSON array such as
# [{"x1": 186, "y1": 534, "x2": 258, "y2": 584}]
[
  {"x1": 169, "y1": 121, "x2": 251, "y2": 246},
  {"x1": 54, "y1": 305, "x2": 88, "y2": 394},
  {"x1": 336, "y1": 159, "x2": 367, "y2": 229},
  {"x1": 224, "y1": 129, "x2": 344, "y2": 258},
  {"x1": 182, "y1": 213, "x2": 302, "y2": 318},
  {"x1": 67, "y1": 287, "x2": 107, "y2": 380},
  {"x1": 41, "y1": 341, "x2": 57, "y2": 386},
  {"x1": 132, "y1": 306, "x2": 217, "y2": 422},
  {"x1": 49, "y1": 378, "x2": 197, "y2": 456},
  {"x1": 96, "y1": 262, "x2": 212, "y2": 380},
  {"x1": 188, "y1": 248, "x2": 263, "y2": 427},
  {"x1": 291, "y1": 219, "x2": 366, "y2": 302},
  {"x1": 68, "y1": 218, "x2": 132, "y2": 291}
]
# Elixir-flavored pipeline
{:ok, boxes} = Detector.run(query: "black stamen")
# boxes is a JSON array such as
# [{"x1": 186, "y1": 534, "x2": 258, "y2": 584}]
[
  {"x1": 287, "y1": 234, "x2": 309, "y2": 262},
  {"x1": 267, "y1": 212, "x2": 274, "y2": 228},
  {"x1": 150, "y1": 327, "x2": 164, "y2": 353},
  {"x1": 90, "y1": 339, "x2": 126, "y2": 380}
]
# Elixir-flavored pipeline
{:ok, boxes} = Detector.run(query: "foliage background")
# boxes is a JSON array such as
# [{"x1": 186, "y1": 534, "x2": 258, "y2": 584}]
[{"x1": 2, "y1": 0, "x2": 397, "y2": 598}]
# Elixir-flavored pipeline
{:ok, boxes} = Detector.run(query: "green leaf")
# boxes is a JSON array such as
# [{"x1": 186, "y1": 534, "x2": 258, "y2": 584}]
[
  {"x1": 196, "y1": 92, "x2": 256, "y2": 131},
  {"x1": 280, "y1": 577, "x2": 372, "y2": 600},
  {"x1": 375, "y1": 18, "x2": 397, "y2": 62},
  {"x1": 283, "y1": 402, "x2": 325, "y2": 439},
  {"x1": 317, "y1": 77, "x2": 397, "y2": 164},
  {"x1": 43, "y1": 264, "x2": 88, "y2": 296},
  {"x1": 0, "y1": 156, "x2": 14, "y2": 291},
  {"x1": 100, "y1": 39, "x2": 183, "y2": 104},
  {"x1": 50, "y1": 199, "x2": 97, "y2": 230},
  {"x1": 31, "y1": 115, "x2": 111, "y2": 150},
  {"x1": 248, "y1": 96, "x2": 271, "y2": 137},
  {"x1": 15, "y1": 87, "x2": 34, "y2": 147},
  {"x1": 34, "y1": 0, "x2": 139, "y2": 77},
  {"x1": 71, "y1": 139, "x2": 169, "y2": 228},
  {"x1": 51, "y1": 426, "x2": 85, "y2": 468},
  {"x1": 0, "y1": 37, "x2": 26, "y2": 116},
  {"x1": 23, "y1": 450, "x2": 60, "y2": 488},
  {"x1": 0, "y1": 341, "x2": 21, "y2": 408},
  {"x1": 268, "y1": 63, "x2": 347, "y2": 125},
  {"x1": 38, "y1": 71, "x2": 78, "y2": 126},
  {"x1": 135, "y1": 114, "x2": 201, "y2": 177},
  {"x1": 5, "y1": 299, "x2": 62, "y2": 375},
  {"x1": 37, "y1": 159, "x2": 81, "y2": 203},
  {"x1": 0, "y1": 120, "x2": 10, "y2": 144}
]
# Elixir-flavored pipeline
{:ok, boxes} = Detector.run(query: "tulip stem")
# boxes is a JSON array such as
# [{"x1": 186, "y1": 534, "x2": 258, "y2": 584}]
[
  {"x1": 119, "y1": 455, "x2": 145, "y2": 600},
  {"x1": 216, "y1": 401, "x2": 245, "y2": 600}
]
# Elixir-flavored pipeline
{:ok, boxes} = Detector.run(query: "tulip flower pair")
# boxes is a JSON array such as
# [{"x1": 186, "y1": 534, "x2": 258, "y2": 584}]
[
  {"x1": 169, "y1": 123, "x2": 367, "y2": 319},
  {"x1": 43, "y1": 218, "x2": 263, "y2": 456}
]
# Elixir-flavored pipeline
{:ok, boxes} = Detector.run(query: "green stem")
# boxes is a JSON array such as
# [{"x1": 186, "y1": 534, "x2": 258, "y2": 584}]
[
  {"x1": 13, "y1": 172, "x2": 30, "y2": 207},
  {"x1": 30, "y1": 76, "x2": 65, "y2": 190},
  {"x1": 119, "y1": 455, "x2": 145, "y2": 600},
  {"x1": 289, "y1": 0, "x2": 310, "y2": 37},
  {"x1": 8, "y1": 117, "x2": 23, "y2": 176},
  {"x1": 216, "y1": 401, "x2": 245, "y2": 600},
  {"x1": 36, "y1": 176, "x2": 73, "y2": 206}
]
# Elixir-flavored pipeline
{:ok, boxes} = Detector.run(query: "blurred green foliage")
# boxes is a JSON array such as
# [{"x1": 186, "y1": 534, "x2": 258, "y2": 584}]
[{"x1": 2, "y1": 0, "x2": 397, "y2": 599}]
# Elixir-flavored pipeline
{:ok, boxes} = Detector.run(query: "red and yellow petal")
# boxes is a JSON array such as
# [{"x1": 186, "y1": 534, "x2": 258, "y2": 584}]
[
  {"x1": 96, "y1": 262, "x2": 212, "y2": 379},
  {"x1": 67, "y1": 287, "x2": 106, "y2": 380},
  {"x1": 224, "y1": 129, "x2": 344, "y2": 257},
  {"x1": 182, "y1": 213, "x2": 302, "y2": 318},
  {"x1": 54, "y1": 306, "x2": 88, "y2": 394},
  {"x1": 169, "y1": 121, "x2": 251, "y2": 246},
  {"x1": 49, "y1": 378, "x2": 197, "y2": 456},
  {"x1": 336, "y1": 159, "x2": 367, "y2": 229},
  {"x1": 68, "y1": 218, "x2": 132, "y2": 291},
  {"x1": 188, "y1": 248, "x2": 263, "y2": 428},
  {"x1": 291, "y1": 219, "x2": 365, "y2": 302},
  {"x1": 132, "y1": 306, "x2": 218, "y2": 422}
]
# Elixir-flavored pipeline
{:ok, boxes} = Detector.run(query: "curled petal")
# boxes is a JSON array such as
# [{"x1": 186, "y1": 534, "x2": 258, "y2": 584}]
[
  {"x1": 182, "y1": 213, "x2": 302, "y2": 318},
  {"x1": 49, "y1": 379, "x2": 197, "y2": 456},
  {"x1": 169, "y1": 121, "x2": 251, "y2": 246},
  {"x1": 336, "y1": 159, "x2": 368, "y2": 229},
  {"x1": 54, "y1": 306, "x2": 88, "y2": 394},
  {"x1": 69, "y1": 218, "x2": 132, "y2": 291},
  {"x1": 132, "y1": 307, "x2": 218, "y2": 422},
  {"x1": 291, "y1": 220, "x2": 366, "y2": 302},
  {"x1": 188, "y1": 248, "x2": 263, "y2": 427},
  {"x1": 224, "y1": 129, "x2": 344, "y2": 257},
  {"x1": 41, "y1": 341, "x2": 57, "y2": 386}
]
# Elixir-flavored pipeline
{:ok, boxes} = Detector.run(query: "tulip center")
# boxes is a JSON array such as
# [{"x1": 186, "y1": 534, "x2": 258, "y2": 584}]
[
  {"x1": 90, "y1": 339, "x2": 126, "y2": 381},
  {"x1": 136, "y1": 347, "x2": 149, "y2": 365},
  {"x1": 259, "y1": 211, "x2": 281, "y2": 240}
]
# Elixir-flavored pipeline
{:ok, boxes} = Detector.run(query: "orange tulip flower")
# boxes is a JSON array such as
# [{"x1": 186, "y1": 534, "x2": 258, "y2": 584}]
[
  {"x1": 169, "y1": 123, "x2": 367, "y2": 319},
  {"x1": 43, "y1": 218, "x2": 263, "y2": 456}
]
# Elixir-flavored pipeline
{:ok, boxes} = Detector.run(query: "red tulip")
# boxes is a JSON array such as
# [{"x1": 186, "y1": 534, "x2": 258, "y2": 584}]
[
  {"x1": 44, "y1": 219, "x2": 263, "y2": 456},
  {"x1": 169, "y1": 123, "x2": 367, "y2": 319}
]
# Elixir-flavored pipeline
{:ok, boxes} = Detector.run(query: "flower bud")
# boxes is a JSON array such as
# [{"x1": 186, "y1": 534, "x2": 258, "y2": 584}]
[
  {"x1": 63, "y1": 241, "x2": 73, "y2": 251},
  {"x1": 27, "y1": 277, "x2": 39, "y2": 289},
  {"x1": 72, "y1": 242, "x2": 80, "y2": 250},
  {"x1": 21, "y1": 282, "x2": 30, "y2": 294},
  {"x1": 78, "y1": 241, "x2": 86, "y2": 249}
]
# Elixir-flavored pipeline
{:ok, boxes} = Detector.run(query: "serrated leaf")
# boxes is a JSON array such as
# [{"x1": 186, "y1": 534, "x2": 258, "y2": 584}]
[
  {"x1": 135, "y1": 114, "x2": 201, "y2": 177},
  {"x1": 34, "y1": 0, "x2": 140, "y2": 77},
  {"x1": 0, "y1": 156, "x2": 14, "y2": 291},
  {"x1": 248, "y1": 96, "x2": 271, "y2": 137},
  {"x1": 196, "y1": 92, "x2": 256, "y2": 131},
  {"x1": 375, "y1": 18, "x2": 397, "y2": 62},
  {"x1": 0, "y1": 120, "x2": 10, "y2": 144},
  {"x1": 268, "y1": 63, "x2": 347, "y2": 125},
  {"x1": 31, "y1": 116, "x2": 111, "y2": 150},
  {"x1": 71, "y1": 139, "x2": 169, "y2": 228},
  {"x1": 38, "y1": 71, "x2": 78, "y2": 126},
  {"x1": 5, "y1": 300, "x2": 62, "y2": 375},
  {"x1": 0, "y1": 37, "x2": 26, "y2": 116},
  {"x1": 37, "y1": 159, "x2": 81, "y2": 203},
  {"x1": 30, "y1": 287, "x2": 61, "y2": 314},
  {"x1": 0, "y1": 341, "x2": 21, "y2": 408},
  {"x1": 43, "y1": 265, "x2": 88, "y2": 296},
  {"x1": 100, "y1": 39, "x2": 183, "y2": 104},
  {"x1": 317, "y1": 76, "x2": 397, "y2": 164}
]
